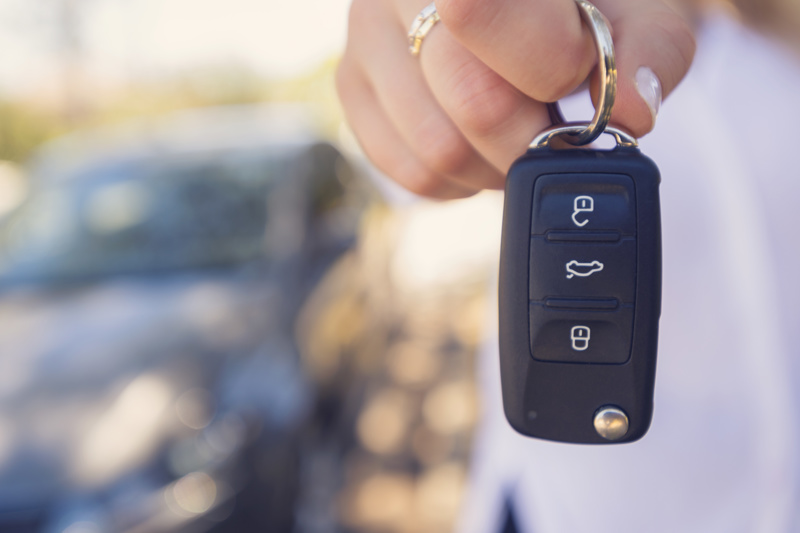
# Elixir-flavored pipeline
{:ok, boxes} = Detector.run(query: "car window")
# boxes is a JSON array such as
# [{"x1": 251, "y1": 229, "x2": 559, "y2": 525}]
[{"x1": 0, "y1": 150, "x2": 290, "y2": 281}]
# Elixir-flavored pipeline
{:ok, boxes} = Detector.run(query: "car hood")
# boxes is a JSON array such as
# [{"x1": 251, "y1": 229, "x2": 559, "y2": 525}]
[{"x1": 0, "y1": 269, "x2": 295, "y2": 511}]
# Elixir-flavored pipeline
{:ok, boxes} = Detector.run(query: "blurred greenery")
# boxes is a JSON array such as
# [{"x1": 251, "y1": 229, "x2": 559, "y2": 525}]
[
  {"x1": 0, "y1": 100, "x2": 66, "y2": 164},
  {"x1": 0, "y1": 55, "x2": 343, "y2": 164}
]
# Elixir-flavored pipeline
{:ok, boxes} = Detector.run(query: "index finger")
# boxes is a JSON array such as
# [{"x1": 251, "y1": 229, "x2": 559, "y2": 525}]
[
  {"x1": 436, "y1": 0, "x2": 696, "y2": 137},
  {"x1": 434, "y1": 0, "x2": 597, "y2": 103}
]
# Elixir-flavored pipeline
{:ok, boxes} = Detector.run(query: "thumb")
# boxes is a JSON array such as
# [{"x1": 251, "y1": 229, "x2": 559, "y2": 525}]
[{"x1": 597, "y1": 2, "x2": 696, "y2": 137}]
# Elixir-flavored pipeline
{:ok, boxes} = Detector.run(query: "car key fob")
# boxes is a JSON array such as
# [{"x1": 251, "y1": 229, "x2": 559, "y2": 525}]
[{"x1": 499, "y1": 139, "x2": 661, "y2": 444}]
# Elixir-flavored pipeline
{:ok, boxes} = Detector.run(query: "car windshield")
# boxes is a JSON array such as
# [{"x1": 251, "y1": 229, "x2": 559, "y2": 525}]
[{"x1": 0, "y1": 149, "x2": 288, "y2": 281}]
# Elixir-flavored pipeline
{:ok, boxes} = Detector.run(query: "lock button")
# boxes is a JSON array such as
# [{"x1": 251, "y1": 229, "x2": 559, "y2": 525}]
[
  {"x1": 529, "y1": 303, "x2": 634, "y2": 364},
  {"x1": 571, "y1": 326, "x2": 591, "y2": 351}
]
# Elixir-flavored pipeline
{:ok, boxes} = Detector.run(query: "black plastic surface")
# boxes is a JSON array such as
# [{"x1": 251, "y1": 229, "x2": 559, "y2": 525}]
[{"x1": 499, "y1": 146, "x2": 661, "y2": 444}]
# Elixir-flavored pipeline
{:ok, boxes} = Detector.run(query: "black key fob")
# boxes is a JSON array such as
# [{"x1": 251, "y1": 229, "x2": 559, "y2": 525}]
[{"x1": 499, "y1": 140, "x2": 661, "y2": 444}]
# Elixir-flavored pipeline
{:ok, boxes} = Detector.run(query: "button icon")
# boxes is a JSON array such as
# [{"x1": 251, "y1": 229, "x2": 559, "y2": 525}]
[
  {"x1": 565, "y1": 259, "x2": 604, "y2": 279},
  {"x1": 571, "y1": 326, "x2": 591, "y2": 351},
  {"x1": 571, "y1": 195, "x2": 594, "y2": 227}
]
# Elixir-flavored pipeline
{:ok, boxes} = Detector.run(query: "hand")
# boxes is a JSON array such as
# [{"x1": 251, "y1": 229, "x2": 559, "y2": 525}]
[{"x1": 337, "y1": 0, "x2": 696, "y2": 199}]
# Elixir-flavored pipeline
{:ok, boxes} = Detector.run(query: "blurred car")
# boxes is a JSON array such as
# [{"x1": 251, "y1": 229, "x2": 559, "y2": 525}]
[{"x1": 0, "y1": 105, "x2": 364, "y2": 533}]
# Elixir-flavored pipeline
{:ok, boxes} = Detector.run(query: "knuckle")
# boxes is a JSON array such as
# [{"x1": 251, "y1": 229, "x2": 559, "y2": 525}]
[
  {"x1": 535, "y1": 65, "x2": 583, "y2": 103},
  {"x1": 449, "y1": 66, "x2": 521, "y2": 138},
  {"x1": 414, "y1": 120, "x2": 474, "y2": 177},
  {"x1": 396, "y1": 163, "x2": 446, "y2": 197},
  {"x1": 535, "y1": 75, "x2": 575, "y2": 104},
  {"x1": 534, "y1": 31, "x2": 591, "y2": 102},
  {"x1": 435, "y1": 0, "x2": 480, "y2": 31},
  {"x1": 373, "y1": 148, "x2": 474, "y2": 199},
  {"x1": 366, "y1": 144, "x2": 445, "y2": 198}
]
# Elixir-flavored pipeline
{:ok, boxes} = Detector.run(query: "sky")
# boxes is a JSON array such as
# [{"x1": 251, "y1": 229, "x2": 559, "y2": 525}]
[{"x1": 0, "y1": 0, "x2": 353, "y2": 97}]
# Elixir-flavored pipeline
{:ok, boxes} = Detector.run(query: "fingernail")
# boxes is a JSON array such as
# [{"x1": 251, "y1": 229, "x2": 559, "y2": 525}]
[{"x1": 635, "y1": 67, "x2": 662, "y2": 127}]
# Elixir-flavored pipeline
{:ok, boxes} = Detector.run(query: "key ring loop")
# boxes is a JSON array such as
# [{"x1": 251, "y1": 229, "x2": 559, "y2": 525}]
[
  {"x1": 545, "y1": 0, "x2": 616, "y2": 146},
  {"x1": 530, "y1": 123, "x2": 637, "y2": 149}
]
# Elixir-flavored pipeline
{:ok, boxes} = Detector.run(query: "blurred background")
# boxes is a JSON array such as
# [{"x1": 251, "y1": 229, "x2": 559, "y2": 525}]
[{"x1": 0, "y1": 1, "x2": 501, "y2": 531}]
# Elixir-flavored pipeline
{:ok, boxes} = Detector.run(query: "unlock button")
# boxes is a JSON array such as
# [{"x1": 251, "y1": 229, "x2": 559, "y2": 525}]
[{"x1": 531, "y1": 174, "x2": 636, "y2": 234}]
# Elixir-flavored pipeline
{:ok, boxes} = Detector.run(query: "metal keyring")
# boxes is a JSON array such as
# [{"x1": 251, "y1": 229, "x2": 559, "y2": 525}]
[
  {"x1": 540, "y1": 0, "x2": 617, "y2": 147},
  {"x1": 531, "y1": 123, "x2": 637, "y2": 149}
]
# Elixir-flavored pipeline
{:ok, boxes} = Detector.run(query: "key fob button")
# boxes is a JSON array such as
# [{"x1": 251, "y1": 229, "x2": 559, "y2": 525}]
[
  {"x1": 529, "y1": 304, "x2": 634, "y2": 364},
  {"x1": 531, "y1": 174, "x2": 636, "y2": 235},
  {"x1": 529, "y1": 237, "x2": 636, "y2": 303}
]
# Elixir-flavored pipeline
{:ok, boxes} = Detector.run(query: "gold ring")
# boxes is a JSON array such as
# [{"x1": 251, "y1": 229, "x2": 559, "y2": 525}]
[{"x1": 408, "y1": 3, "x2": 440, "y2": 56}]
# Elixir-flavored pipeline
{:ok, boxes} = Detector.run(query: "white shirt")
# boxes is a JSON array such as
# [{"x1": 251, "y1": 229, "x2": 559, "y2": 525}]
[{"x1": 459, "y1": 14, "x2": 800, "y2": 533}]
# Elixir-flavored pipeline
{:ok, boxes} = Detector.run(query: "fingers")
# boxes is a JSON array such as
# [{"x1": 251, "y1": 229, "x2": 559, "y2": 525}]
[
  {"x1": 336, "y1": 59, "x2": 478, "y2": 199},
  {"x1": 337, "y1": 0, "x2": 498, "y2": 197},
  {"x1": 431, "y1": 0, "x2": 695, "y2": 138},
  {"x1": 354, "y1": 0, "x2": 505, "y2": 190},
  {"x1": 415, "y1": 25, "x2": 551, "y2": 173},
  {"x1": 338, "y1": 0, "x2": 697, "y2": 200},
  {"x1": 434, "y1": 0, "x2": 596, "y2": 103},
  {"x1": 599, "y1": 0, "x2": 696, "y2": 136}
]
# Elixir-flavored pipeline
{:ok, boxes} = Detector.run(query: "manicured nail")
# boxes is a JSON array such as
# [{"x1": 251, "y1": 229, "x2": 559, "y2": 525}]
[{"x1": 635, "y1": 67, "x2": 662, "y2": 127}]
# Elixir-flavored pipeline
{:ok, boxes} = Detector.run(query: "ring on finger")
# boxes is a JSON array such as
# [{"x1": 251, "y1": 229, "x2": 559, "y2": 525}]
[{"x1": 407, "y1": 3, "x2": 440, "y2": 56}]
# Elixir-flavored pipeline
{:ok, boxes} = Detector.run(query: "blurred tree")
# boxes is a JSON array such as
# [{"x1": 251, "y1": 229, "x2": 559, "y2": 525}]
[
  {"x1": 0, "y1": 100, "x2": 63, "y2": 163},
  {"x1": 0, "y1": 52, "x2": 343, "y2": 165}
]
